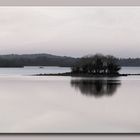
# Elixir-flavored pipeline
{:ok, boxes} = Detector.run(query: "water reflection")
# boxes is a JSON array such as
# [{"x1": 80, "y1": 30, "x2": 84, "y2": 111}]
[{"x1": 71, "y1": 78, "x2": 121, "y2": 98}]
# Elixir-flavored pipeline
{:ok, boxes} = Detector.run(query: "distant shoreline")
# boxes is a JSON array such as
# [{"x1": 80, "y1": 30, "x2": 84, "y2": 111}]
[
  {"x1": 33, "y1": 72, "x2": 140, "y2": 77},
  {"x1": 0, "y1": 53, "x2": 140, "y2": 67},
  {"x1": 0, "y1": 65, "x2": 140, "y2": 68},
  {"x1": 0, "y1": 66, "x2": 24, "y2": 68}
]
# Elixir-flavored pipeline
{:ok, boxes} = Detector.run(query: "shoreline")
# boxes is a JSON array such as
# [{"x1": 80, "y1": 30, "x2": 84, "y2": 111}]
[{"x1": 33, "y1": 72, "x2": 140, "y2": 77}]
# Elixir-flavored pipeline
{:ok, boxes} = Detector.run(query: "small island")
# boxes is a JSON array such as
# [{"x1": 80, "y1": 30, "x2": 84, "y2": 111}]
[
  {"x1": 71, "y1": 54, "x2": 121, "y2": 76},
  {"x1": 35, "y1": 54, "x2": 140, "y2": 77}
]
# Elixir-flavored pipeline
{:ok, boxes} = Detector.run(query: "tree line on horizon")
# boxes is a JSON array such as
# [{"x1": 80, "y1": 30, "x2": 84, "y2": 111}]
[{"x1": 0, "y1": 53, "x2": 139, "y2": 67}]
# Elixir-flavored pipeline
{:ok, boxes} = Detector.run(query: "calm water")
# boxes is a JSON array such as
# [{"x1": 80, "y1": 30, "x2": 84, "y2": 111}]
[
  {"x1": 0, "y1": 66, "x2": 139, "y2": 76},
  {"x1": 0, "y1": 66, "x2": 71, "y2": 76},
  {"x1": 0, "y1": 67, "x2": 140, "y2": 133}
]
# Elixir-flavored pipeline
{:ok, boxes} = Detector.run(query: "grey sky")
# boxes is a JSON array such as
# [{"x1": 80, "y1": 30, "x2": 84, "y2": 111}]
[{"x1": 0, "y1": 7, "x2": 140, "y2": 58}]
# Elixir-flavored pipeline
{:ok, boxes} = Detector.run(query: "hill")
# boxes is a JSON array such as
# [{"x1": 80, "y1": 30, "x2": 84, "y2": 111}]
[
  {"x1": 0, "y1": 54, "x2": 139, "y2": 67},
  {"x1": 0, "y1": 53, "x2": 78, "y2": 67}
]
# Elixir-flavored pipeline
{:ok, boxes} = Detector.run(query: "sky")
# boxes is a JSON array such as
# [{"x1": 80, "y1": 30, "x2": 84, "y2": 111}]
[{"x1": 0, "y1": 6, "x2": 140, "y2": 58}]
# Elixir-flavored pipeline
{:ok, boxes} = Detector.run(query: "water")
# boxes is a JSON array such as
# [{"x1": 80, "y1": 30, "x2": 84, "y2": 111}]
[
  {"x1": 0, "y1": 67, "x2": 140, "y2": 133},
  {"x1": 120, "y1": 67, "x2": 140, "y2": 74},
  {"x1": 0, "y1": 66, "x2": 71, "y2": 76},
  {"x1": 0, "y1": 66, "x2": 139, "y2": 76}
]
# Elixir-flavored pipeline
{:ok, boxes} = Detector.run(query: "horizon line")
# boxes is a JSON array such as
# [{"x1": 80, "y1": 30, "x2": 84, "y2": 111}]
[{"x1": 0, "y1": 53, "x2": 140, "y2": 59}]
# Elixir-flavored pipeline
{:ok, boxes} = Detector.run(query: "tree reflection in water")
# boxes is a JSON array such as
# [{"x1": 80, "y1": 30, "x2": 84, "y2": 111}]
[{"x1": 71, "y1": 78, "x2": 121, "y2": 98}]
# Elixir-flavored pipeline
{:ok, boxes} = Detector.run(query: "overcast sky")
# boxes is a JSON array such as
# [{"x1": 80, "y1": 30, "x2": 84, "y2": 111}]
[{"x1": 0, "y1": 7, "x2": 140, "y2": 58}]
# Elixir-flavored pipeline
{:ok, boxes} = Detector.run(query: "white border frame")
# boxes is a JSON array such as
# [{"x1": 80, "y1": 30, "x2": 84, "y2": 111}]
[{"x1": 0, "y1": 0, "x2": 140, "y2": 6}]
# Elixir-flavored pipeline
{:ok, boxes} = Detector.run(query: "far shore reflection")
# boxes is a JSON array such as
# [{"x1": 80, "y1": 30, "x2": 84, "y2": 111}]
[{"x1": 71, "y1": 78, "x2": 121, "y2": 98}]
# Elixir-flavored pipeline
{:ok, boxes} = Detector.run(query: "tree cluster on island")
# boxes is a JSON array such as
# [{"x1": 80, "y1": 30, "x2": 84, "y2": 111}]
[{"x1": 71, "y1": 54, "x2": 121, "y2": 76}]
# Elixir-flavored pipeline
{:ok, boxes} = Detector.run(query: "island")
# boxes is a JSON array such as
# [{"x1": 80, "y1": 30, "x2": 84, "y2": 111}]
[{"x1": 34, "y1": 54, "x2": 140, "y2": 77}]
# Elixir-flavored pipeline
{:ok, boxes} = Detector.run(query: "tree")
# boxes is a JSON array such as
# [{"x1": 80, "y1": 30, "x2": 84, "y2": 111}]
[
  {"x1": 71, "y1": 54, "x2": 121, "y2": 75},
  {"x1": 106, "y1": 55, "x2": 121, "y2": 74}
]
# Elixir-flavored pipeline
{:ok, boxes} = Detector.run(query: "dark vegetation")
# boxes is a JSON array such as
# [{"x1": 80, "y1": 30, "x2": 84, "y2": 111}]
[
  {"x1": 0, "y1": 54, "x2": 77, "y2": 67},
  {"x1": 118, "y1": 58, "x2": 140, "y2": 67},
  {"x1": 71, "y1": 54, "x2": 121, "y2": 76},
  {"x1": 0, "y1": 53, "x2": 140, "y2": 67}
]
